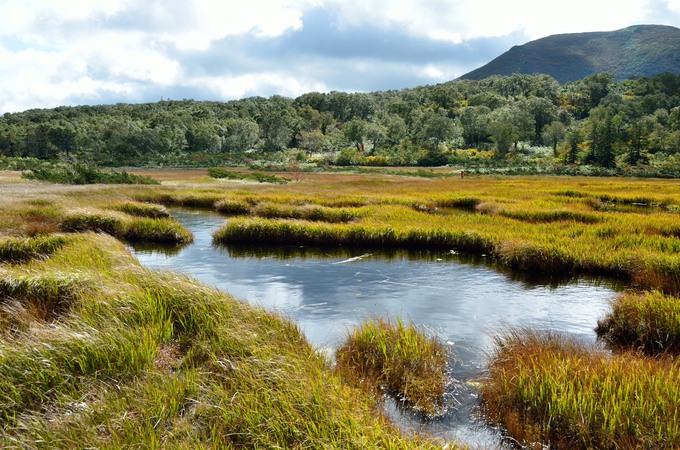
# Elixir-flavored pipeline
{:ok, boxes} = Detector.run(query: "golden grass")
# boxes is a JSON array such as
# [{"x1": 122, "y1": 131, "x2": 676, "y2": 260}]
[
  {"x1": 596, "y1": 291, "x2": 680, "y2": 355},
  {"x1": 3, "y1": 170, "x2": 680, "y2": 448},
  {"x1": 481, "y1": 328, "x2": 680, "y2": 449},
  {"x1": 0, "y1": 175, "x2": 457, "y2": 448},
  {"x1": 334, "y1": 317, "x2": 449, "y2": 417}
]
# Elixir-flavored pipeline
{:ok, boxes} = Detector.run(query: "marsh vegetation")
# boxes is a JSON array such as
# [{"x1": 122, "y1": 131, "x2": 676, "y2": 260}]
[{"x1": 1, "y1": 170, "x2": 679, "y2": 448}]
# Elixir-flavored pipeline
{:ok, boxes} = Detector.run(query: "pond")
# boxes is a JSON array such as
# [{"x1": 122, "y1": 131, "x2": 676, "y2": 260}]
[{"x1": 131, "y1": 208, "x2": 621, "y2": 448}]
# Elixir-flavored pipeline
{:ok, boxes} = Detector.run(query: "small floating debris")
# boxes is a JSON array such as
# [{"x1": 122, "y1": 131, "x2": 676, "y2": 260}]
[{"x1": 333, "y1": 253, "x2": 372, "y2": 264}]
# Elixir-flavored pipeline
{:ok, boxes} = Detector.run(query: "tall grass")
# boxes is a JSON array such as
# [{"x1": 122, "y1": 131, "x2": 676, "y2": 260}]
[
  {"x1": 482, "y1": 328, "x2": 680, "y2": 449},
  {"x1": 251, "y1": 202, "x2": 361, "y2": 223},
  {"x1": 59, "y1": 210, "x2": 193, "y2": 245},
  {"x1": 335, "y1": 317, "x2": 449, "y2": 417},
  {"x1": 0, "y1": 229, "x2": 454, "y2": 448},
  {"x1": 0, "y1": 235, "x2": 68, "y2": 263},
  {"x1": 109, "y1": 201, "x2": 171, "y2": 219},
  {"x1": 213, "y1": 217, "x2": 495, "y2": 253},
  {"x1": 596, "y1": 291, "x2": 680, "y2": 355}
]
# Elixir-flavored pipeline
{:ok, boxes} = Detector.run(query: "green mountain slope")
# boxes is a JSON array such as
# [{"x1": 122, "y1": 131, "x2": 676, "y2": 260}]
[{"x1": 460, "y1": 24, "x2": 680, "y2": 83}]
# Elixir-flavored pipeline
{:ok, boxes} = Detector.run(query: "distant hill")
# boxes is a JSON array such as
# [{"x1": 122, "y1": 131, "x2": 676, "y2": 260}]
[{"x1": 459, "y1": 25, "x2": 680, "y2": 83}]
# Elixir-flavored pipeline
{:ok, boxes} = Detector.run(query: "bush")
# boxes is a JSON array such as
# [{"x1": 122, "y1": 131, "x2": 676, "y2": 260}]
[{"x1": 22, "y1": 162, "x2": 158, "y2": 185}]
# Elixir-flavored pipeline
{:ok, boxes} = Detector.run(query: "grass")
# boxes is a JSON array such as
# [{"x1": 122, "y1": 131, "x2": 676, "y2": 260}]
[
  {"x1": 481, "y1": 328, "x2": 680, "y2": 449},
  {"x1": 0, "y1": 182, "x2": 455, "y2": 448},
  {"x1": 3, "y1": 171, "x2": 680, "y2": 448},
  {"x1": 334, "y1": 317, "x2": 449, "y2": 417},
  {"x1": 596, "y1": 291, "x2": 680, "y2": 355},
  {"x1": 208, "y1": 167, "x2": 290, "y2": 184},
  {"x1": 0, "y1": 235, "x2": 69, "y2": 263},
  {"x1": 109, "y1": 201, "x2": 171, "y2": 219},
  {"x1": 59, "y1": 210, "x2": 193, "y2": 245}
]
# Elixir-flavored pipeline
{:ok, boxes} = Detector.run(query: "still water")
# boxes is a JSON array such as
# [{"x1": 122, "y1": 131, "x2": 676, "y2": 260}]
[{"x1": 131, "y1": 208, "x2": 620, "y2": 447}]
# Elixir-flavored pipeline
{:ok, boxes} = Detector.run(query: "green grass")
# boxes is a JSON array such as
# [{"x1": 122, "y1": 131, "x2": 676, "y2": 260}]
[
  {"x1": 208, "y1": 167, "x2": 290, "y2": 184},
  {"x1": 0, "y1": 235, "x2": 69, "y2": 263},
  {"x1": 0, "y1": 228, "x2": 454, "y2": 448},
  {"x1": 59, "y1": 210, "x2": 193, "y2": 245},
  {"x1": 214, "y1": 198, "x2": 252, "y2": 215},
  {"x1": 335, "y1": 317, "x2": 449, "y2": 417},
  {"x1": 251, "y1": 202, "x2": 361, "y2": 223},
  {"x1": 109, "y1": 201, "x2": 171, "y2": 219},
  {"x1": 596, "y1": 291, "x2": 680, "y2": 355},
  {"x1": 482, "y1": 328, "x2": 680, "y2": 449}
]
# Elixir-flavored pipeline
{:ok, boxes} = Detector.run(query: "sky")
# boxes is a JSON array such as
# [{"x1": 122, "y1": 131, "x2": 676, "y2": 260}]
[{"x1": 1, "y1": 0, "x2": 679, "y2": 114}]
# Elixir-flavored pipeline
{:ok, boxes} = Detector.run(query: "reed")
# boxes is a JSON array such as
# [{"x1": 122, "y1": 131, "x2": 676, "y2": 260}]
[
  {"x1": 334, "y1": 317, "x2": 449, "y2": 417},
  {"x1": 59, "y1": 210, "x2": 126, "y2": 235},
  {"x1": 0, "y1": 271, "x2": 87, "y2": 322},
  {"x1": 596, "y1": 291, "x2": 680, "y2": 355},
  {"x1": 213, "y1": 217, "x2": 495, "y2": 254},
  {"x1": 499, "y1": 209, "x2": 601, "y2": 224},
  {"x1": 482, "y1": 328, "x2": 680, "y2": 449}
]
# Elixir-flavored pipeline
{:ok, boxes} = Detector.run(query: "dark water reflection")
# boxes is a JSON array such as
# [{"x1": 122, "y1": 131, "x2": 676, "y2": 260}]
[{"x1": 131, "y1": 208, "x2": 621, "y2": 448}]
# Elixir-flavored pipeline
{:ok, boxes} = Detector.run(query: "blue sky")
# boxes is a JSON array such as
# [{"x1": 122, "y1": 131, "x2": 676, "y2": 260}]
[{"x1": 1, "y1": 0, "x2": 679, "y2": 113}]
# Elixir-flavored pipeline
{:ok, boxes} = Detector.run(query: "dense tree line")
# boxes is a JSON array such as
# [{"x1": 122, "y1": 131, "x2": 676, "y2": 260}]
[{"x1": 1, "y1": 72, "x2": 680, "y2": 174}]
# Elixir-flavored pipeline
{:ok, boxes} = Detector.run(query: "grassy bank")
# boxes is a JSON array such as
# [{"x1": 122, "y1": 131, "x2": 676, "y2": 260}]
[
  {"x1": 0, "y1": 233, "x2": 452, "y2": 448},
  {"x1": 0, "y1": 175, "x2": 462, "y2": 448},
  {"x1": 481, "y1": 328, "x2": 680, "y2": 449},
  {"x1": 596, "y1": 291, "x2": 680, "y2": 355},
  {"x1": 130, "y1": 173, "x2": 680, "y2": 294}
]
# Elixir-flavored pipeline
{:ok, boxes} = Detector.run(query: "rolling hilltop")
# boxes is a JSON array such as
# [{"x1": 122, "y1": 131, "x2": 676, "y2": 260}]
[{"x1": 460, "y1": 24, "x2": 680, "y2": 83}]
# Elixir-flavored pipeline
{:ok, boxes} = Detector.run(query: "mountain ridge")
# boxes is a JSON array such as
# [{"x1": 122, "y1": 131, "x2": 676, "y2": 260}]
[{"x1": 459, "y1": 24, "x2": 680, "y2": 83}]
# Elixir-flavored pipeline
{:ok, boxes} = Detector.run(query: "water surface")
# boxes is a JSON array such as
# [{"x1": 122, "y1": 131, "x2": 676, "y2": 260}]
[{"x1": 131, "y1": 208, "x2": 620, "y2": 447}]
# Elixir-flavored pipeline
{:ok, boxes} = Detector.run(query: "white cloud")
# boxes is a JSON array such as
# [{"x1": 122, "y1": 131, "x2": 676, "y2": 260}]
[{"x1": 325, "y1": 0, "x2": 653, "y2": 42}]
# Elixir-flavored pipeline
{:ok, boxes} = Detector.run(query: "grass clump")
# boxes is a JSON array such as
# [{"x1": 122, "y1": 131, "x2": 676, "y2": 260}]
[
  {"x1": 596, "y1": 291, "x2": 680, "y2": 355},
  {"x1": 59, "y1": 211, "x2": 193, "y2": 245},
  {"x1": 252, "y1": 202, "x2": 360, "y2": 223},
  {"x1": 482, "y1": 328, "x2": 680, "y2": 449},
  {"x1": 109, "y1": 201, "x2": 170, "y2": 219},
  {"x1": 500, "y1": 209, "x2": 601, "y2": 224},
  {"x1": 208, "y1": 167, "x2": 289, "y2": 184},
  {"x1": 23, "y1": 162, "x2": 159, "y2": 185},
  {"x1": 334, "y1": 317, "x2": 448, "y2": 417},
  {"x1": 0, "y1": 235, "x2": 68, "y2": 263},
  {"x1": 214, "y1": 198, "x2": 252, "y2": 215}
]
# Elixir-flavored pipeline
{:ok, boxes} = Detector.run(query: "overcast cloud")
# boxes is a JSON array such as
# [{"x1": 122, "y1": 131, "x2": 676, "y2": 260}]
[{"x1": 1, "y1": 0, "x2": 679, "y2": 113}]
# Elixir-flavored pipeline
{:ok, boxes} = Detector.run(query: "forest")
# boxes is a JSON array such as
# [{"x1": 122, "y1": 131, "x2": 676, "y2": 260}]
[{"x1": 1, "y1": 72, "x2": 680, "y2": 177}]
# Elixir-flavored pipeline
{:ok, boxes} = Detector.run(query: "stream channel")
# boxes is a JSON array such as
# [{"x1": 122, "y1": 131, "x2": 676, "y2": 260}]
[{"x1": 130, "y1": 208, "x2": 621, "y2": 448}]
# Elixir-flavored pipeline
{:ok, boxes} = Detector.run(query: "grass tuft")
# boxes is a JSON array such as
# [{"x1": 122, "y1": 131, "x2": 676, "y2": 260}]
[
  {"x1": 0, "y1": 235, "x2": 69, "y2": 263},
  {"x1": 596, "y1": 291, "x2": 680, "y2": 355},
  {"x1": 110, "y1": 201, "x2": 171, "y2": 219},
  {"x1": 334, "y1": 317, "x2": 449, "y2": 417},
  {"x1": 482, "y1": 327, "x2": 680, "y2": 449}
]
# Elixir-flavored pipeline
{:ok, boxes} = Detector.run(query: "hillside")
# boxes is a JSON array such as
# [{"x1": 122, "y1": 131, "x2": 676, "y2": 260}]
[{"x1": 460, "y1": 24, "x2": 680, "y2": 83}]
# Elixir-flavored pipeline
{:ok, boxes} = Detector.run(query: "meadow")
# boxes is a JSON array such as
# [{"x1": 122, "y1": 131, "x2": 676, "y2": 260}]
[{"x1": 0, "y1": 168, "x2": 679, "y2": 448}]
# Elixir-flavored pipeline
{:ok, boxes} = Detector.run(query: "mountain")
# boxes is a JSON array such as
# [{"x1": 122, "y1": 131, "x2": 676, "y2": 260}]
[{"x1": 459, "y1": 25, "x2": 680, "y2": 83}]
